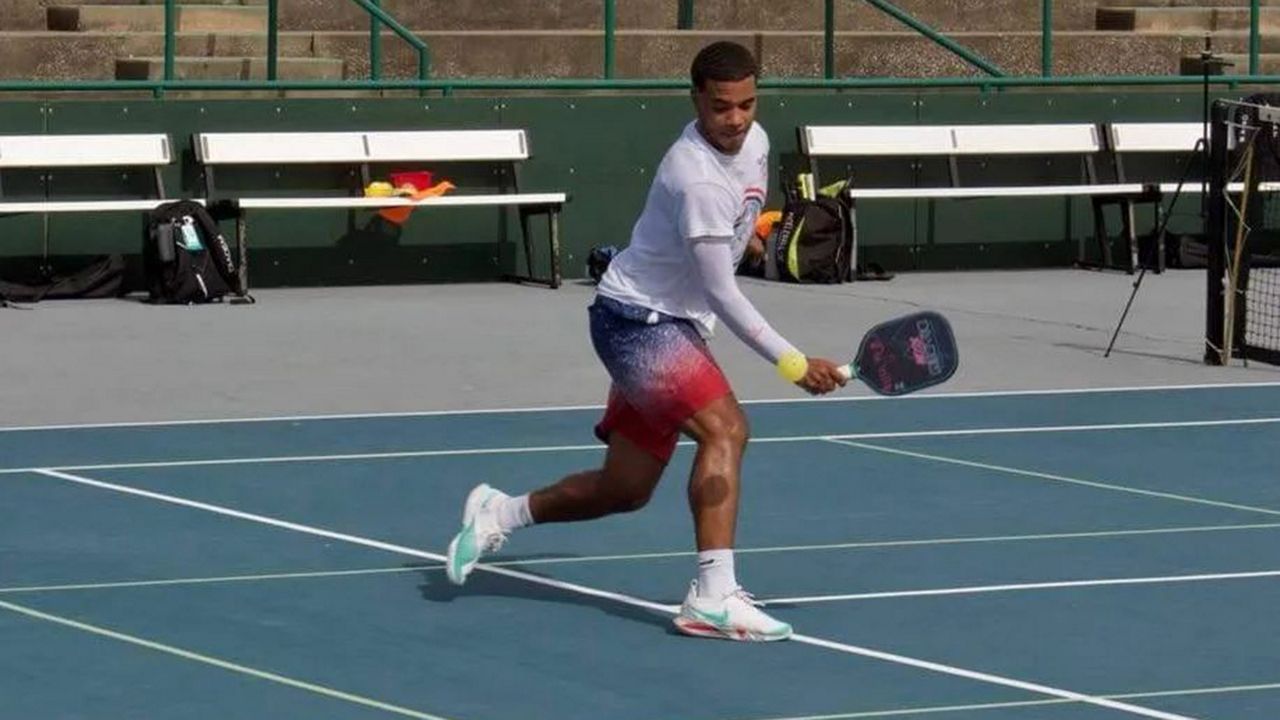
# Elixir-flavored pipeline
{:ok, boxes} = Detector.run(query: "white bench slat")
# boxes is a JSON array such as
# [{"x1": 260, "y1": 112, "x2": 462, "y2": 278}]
[
  {"x1": 197, "y1": 129, "x2": 530, "y2": 165},
  {"x1": 803, "y1": 124, "x2": 1102, "y2": 157},
  {"x1": 803, "y1": 125, "x2": 955, "y2": 157},
  {"x1": 951, "y1": 123, "x2": 1100, "y2": 155},
  {"x1": 235, "y1": 192, "x2": 566, "y2": 210},
  {"x1": 1161, "y1": 181, "x2": 1280, "y2": 193},
  {"x1": 0, "y1": 134, "x2": 170, "y2": 168},
  {"x1": 196, "y1": 132, "x2": 368, "y2": 165},
  {"x1": 0, "y1": 199, "x2": 196, "y2": 213},
  {"x1": 843, "y1": 181, "x2": 1280, "y2": 200},
  {"x1": 1110, "y1": 122, "x2": 1205, "y2": 153},
  {"x1": 364, "y1": 130, "x2": 528, "y2": 162},
  {"x1": 846, "y1": 184, "x2": 1146, "y2": 200}
]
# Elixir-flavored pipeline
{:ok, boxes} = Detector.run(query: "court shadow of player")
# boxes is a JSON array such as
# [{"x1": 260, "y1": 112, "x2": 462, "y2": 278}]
[{"x1": 409, "y1": 558, "x2": 679, "y2": 635}]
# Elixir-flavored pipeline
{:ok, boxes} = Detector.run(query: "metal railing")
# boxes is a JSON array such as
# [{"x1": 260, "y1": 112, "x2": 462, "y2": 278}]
[
  {"x1": 160, "y1": 0, "x2": 428, "y2": 90},
  {"x1": 0, "y1": 0, "x2": 1273, "y2": 95},
  {"x1": 861, "y1": 0, "x2": 1004, "y2": 77},
  {"x1": 674, "y1": 0, "x2": 1265, "y2": 82},
  {"x1": 5, "y1": 74, "x2": 1280, "y2": 96}
]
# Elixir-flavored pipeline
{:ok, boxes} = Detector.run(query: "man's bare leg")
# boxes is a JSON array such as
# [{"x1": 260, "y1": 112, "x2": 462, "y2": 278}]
[
  {"x1": 670, "y1": 392, "x2": 792, "y2": 640},
  {"x1": 528, "y1": 433, "x2": 667, "y2": 522},
  {"x1": 681, "y1": 393, "x2": 748, "y2": 552},
  {"x1": 445, "y1": 433, "x2": 665, "y2": 585}
]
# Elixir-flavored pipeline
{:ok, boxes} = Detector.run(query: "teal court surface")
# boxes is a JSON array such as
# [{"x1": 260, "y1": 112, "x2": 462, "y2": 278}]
[{"x1": 3, "y1": 382, "x2": 1280, "y2": 720}]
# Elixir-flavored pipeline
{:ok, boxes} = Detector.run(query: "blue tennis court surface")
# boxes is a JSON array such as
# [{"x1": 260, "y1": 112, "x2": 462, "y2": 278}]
[{"x1": 3, "y1": 383, "x2": 1279, "y2": 720}]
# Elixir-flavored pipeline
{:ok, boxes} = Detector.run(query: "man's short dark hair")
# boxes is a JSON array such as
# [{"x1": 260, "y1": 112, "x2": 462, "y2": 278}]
[{"x1": 690, "y1": 41, "x2": 759, "y2": 90}]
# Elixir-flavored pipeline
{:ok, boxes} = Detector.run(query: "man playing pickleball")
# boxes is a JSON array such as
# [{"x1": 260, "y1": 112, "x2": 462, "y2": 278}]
[{"x1": 445, "y1": 41, "x2": 846, "y2": 641}]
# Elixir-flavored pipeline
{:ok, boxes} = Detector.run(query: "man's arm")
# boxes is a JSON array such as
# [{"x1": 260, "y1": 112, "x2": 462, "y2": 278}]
[{"x1": 690, "y1": 237, "x2": 845, "y2": 394}]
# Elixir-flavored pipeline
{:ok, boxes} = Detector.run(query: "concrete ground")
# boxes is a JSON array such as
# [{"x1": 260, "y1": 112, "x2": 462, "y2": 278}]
[{"x1": 2, "y1": 267, "x2": 1275, "y2": 428}]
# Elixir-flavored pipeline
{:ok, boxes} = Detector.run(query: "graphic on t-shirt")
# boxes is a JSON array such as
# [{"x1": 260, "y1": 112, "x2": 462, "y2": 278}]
[{"x1": 732, "y1": 186, "x2": 766, "y2": 260}]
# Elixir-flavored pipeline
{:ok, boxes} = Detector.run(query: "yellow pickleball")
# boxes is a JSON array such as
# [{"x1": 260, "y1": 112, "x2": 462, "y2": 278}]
[{"x1": 776, "y1": 351, "x2": 808, "y2": 383}]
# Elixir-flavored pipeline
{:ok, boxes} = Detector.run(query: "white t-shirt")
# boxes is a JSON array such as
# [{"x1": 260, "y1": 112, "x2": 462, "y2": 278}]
[{"x1": 597, "y1": 120, "x2": 769, "y2": 337}]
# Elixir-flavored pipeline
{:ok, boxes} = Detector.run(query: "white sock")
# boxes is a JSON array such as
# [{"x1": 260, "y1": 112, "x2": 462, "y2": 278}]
[
  {"x1": 494, "y1": 493, "x2": 534, "y2": 532},
  {"x1": 696, "y1": 549, "x2": 737, "y2": 599}
]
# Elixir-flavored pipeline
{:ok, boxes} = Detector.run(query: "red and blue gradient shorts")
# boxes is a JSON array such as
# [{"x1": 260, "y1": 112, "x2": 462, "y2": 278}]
[{"x1": 589, "y1": 295, "x2": 731, "y2": 463}]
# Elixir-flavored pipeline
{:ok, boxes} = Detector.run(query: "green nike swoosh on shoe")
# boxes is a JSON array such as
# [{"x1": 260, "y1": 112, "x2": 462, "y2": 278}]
[
  {"x1": 446, "y1": 523, "x2": 479, "y2": 584},
  {"x1": 690, "y1": 606, "x2": 731, "y2": 627}
]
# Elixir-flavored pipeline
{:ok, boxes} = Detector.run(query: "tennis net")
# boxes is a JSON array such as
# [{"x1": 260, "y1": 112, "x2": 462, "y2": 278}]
[{"x1": 1205, "y1": 95, "x2": 1280, "y2": 366}]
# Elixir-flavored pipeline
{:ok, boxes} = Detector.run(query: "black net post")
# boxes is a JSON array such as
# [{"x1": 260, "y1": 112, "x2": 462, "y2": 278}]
[{"x1": 1206, "y1": 99, "x2": 1230, "y2": 364}]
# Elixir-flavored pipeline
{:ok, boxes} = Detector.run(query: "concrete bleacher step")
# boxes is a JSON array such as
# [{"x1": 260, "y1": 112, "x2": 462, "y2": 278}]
[
  {"x1": 47, "y1": 4, "x2": 266, "y2": 32},
  {"x1": 0, "y1": 31, "x2": 319, "y2": 73},
  {"x1": 0, "y1": 29, "x2": 1221, "y2": 83},
  {"x1": 61, "y1": 0, "x2": 266, "y2": 5},
  {"x1": 115, "y1": 55, "x2": 343, "y2": 80},
  {"x1": 275, "y1": 0, "x2": 1104, "y2": 33},
  {"x1": 1098, "y1": 6, "x2": 1280, "y2": 32},
  {"x1": 1099, "y1": 0, "x2": 1280, "y2": 7},
  {"x1": 1182, "y1": 51, "x2": 1280, "y2": 73}
]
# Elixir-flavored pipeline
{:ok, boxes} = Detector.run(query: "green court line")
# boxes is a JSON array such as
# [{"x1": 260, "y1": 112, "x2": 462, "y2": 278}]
[
  {"x1": 827, "y1": 440, "x2": 1280, "y2": 518},
  {"x1": 0, "y1": 598, "x2": 454, "y2": 720},
  {"x1": 6, "y1": 522, "x2": 1280, "y2": 596},
  {"x1": 746, "y1": 681, "x2": 1280, "y2": 719}
]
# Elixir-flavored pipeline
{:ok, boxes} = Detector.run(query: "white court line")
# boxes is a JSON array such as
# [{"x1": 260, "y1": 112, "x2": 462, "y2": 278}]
[
  {"x1": 8, "y1": 522, "x2": 1280, "y2": 596},
  {"x1": 3, "y1": 416, "x2": 1279, "y2": 475},
  {"x1": 0, "y1": 566, "x2": 427, "y2": 595},
  {"x1": 763, "y1": 569, "x2": 1280, "y2": 606},
  {"x1": 749, "y1": 682, "x2": 1280, "y2": 719},
  {"x1": 826, "y1": 439, "x2": 1280, "y2": 518},
  {"x1": 2, "y1": 380, "x2": 1279, "y2": 433},
  {"x1": 0, "y1": 443, "x2": 604, "y2": 475},
  {"x1": 0, "y1": 598, "x2": 452, "y2": 720},
  {"x1": 31, "y1": 468, "x2": 1200, "y2": 720}
]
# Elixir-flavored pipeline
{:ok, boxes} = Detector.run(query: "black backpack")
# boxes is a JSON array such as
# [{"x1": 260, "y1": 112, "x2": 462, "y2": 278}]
[
  {"x1": 765, "y1": 178, "x2": 855, "y2": 284},
  {"x1": 0, "y1": 254, "x2": 125, "y2": 306},
  {"x1": 142, "y1": 199, "x2": 245, "y2": 304}
]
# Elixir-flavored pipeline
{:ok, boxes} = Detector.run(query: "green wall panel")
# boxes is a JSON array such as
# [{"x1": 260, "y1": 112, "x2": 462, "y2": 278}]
[
  {"x1": 0, "y1": 89, "x2": 1240, "y2": 287},
  {"x1": 0, "y1": 102, "x2": 49, "y2": 263},
  {"x1": 501, "y1": 94, "x2": 698, "y2": 277}
]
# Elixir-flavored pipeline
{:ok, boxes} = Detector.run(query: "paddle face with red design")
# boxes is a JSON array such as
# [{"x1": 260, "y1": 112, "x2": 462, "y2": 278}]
[{"x1": 836, "y1": 311, "x2": 959, "y2": 396}]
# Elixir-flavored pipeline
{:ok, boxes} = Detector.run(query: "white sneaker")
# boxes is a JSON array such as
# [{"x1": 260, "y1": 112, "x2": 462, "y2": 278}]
[
  {"x1": 445, "y1": 483, "x2": 510, "y2": 585},
  {"x1": 672, "y1": 581, "x2": 792, "y2": 642}
]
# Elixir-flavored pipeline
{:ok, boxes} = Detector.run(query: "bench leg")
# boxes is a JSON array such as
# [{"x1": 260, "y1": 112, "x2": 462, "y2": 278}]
[
  {"x1": 1123, "y1": 199, "x2": 1138, "y2": 274},
  {"x1": 1088, "y1": 196, "x2": 1116, "y2": 270},
  {"x1": 1153, "y1": 202, "x2": 1167, "y2": 274},
  {"x1": 503, "y1": 205, "x2": 560, "y2": 289},
  {"x1": 519, "y1": 206, "x2": 535, "y2": 280},
  {"x1": 548, "y1": 207, "x2": 561, "y2": 289},
  {"x1": 230, "y1": 214, "x2": 255, "y2": 305}
]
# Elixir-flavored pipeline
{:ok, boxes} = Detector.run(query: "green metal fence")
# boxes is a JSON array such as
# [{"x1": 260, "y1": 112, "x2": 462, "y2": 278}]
[
  {"x1": 671, "y1": 0, "x2": 1266, "y2": 85},
  {"x1": 158, "y1": 0, "x2": 429, "y2": 90},
  {"x1": 0, "y1": 0, "x2": 1274, "y2": 94}
]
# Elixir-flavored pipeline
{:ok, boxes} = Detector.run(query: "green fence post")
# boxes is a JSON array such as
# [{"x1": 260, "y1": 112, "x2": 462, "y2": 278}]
[
  {"x1": 163, "y1": 0, "x2": 175, "y2": 82},
  {"x1": 267, "y1": 0, "x2": 279, "y2": 81},
  {"x1": 1251, "y1": 0, "x2": 1261, "y2": 76},
  {"x1": 1042, "y1": 0, "x2": 1053, "y2": 77},
  {"x1": 370, "y1": 0, "x2": 382, "y2": 80},
  {"x1": 677, "y1": 0, "x2": 693, "y2": 29},
  {"x1": 825, "y1": 0, "x2": 835, "y2": 79},
  {"x1": 604, "y1": 0, "x2": 616, "y2": 78}
]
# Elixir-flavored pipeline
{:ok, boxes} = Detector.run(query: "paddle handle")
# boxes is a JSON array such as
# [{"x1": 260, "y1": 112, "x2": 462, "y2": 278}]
[{"x1": 836, "y1": 364, "x2": 853, "y2": 380}]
